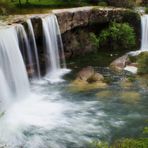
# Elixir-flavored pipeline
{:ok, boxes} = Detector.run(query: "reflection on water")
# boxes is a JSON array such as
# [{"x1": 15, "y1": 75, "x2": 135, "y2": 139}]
[{"x1": 0, "y1": 68, "x2": 147, "y2": 148}]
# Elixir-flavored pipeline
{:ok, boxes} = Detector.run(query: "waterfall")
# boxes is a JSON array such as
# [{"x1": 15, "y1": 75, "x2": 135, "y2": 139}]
[
  {"x1": 129, "y1": 14, "x2": 148, "y2": 56},
  {"x1": 42, "y1": 15, "x2": 69, "y2": 83},
  {"x1": 16, "y1": 24, "x2": 34, "y2": 77},
  {"x1": 140, "y1": 15, "x2": 148, "y2": 51},
  {"x1": 0, "y1": 27, "x2": 30, "y2": 110},
  {"x1": 27, "y1": 19, "x2": 41, "y2": 78},
  {"x1": 0, "y1": 14, "x2": 70, "y2": 109}
]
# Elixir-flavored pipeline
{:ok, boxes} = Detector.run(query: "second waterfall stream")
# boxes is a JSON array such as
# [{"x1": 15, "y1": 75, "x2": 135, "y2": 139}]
[{"x1": 42, "y1": 15, "x2": 70, "y2": 83}]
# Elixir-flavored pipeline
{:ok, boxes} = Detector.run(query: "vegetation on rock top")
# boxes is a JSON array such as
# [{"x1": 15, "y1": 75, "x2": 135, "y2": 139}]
[{"x1": 90, "y1": 22, "x2": 136, "y2": 51}]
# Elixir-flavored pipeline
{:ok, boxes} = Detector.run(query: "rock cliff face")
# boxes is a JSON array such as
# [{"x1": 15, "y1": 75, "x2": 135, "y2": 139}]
[
  {"x1": 3, "y1": 7, "x2": 140, "y2": 58},
  {"x1": 52, "y1": 7, "x2": 140, "y2": 57},
  {"x1": 53, "y1": 7, "x2": 127, "y2": 33}
]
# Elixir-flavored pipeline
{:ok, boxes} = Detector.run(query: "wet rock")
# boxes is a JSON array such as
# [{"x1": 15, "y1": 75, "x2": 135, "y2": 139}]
[
  {"x1": 70, "y1": 66, "x2": 107, "y2": 92},
  {"x1": 76, "y1": 66, "x2": 104, "y2": 82},
  {"x1": 70, "y1": 79, "x2": 107, "y2": 92},
  {"x1": 110, "y1": 55, "x2": 129, "y2": 72}
]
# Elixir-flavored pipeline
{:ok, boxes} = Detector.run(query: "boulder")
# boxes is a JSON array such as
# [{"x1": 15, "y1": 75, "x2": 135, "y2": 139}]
[
  {"x1": 76, "y1": 66, "x2": 104, "y2": 82},
  {"x1": 70, "y1": 66, "x2": 107, "y2": 92},
  {"x1": 110, "y1": 55, "x2": 129, "y2": 72}
]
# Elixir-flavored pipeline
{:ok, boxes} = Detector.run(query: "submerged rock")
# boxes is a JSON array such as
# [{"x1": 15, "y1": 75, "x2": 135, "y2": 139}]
[
  {"x1": 70, "y1": 66, "x2": 107, "y2": 92},
  {"x1": 96, "y1": 90, "x2": 113, "y2": 99},
  {"x1": 120, "y1": 91, "x2": 140, "y2": 104},
  {"x1": 120, "y1": 78, "x2": 134, "y2": 89}
]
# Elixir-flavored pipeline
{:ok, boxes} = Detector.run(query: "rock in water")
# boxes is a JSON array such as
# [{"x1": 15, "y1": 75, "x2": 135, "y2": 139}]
[
  {"x1": 110, "y1": 55, "x2": 129, "y2": 72},
  {"x1": 70, "y1": 66, "x2": 107, "y2": 92}
]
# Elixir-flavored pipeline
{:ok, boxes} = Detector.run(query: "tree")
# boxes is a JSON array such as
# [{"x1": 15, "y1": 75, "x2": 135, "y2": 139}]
[
  {"x1": 18, "y1": 0, "x2": 22, "y2": 6},
  {"x1": 26, "y1": 0, "x2": 29, "y2": 4}
]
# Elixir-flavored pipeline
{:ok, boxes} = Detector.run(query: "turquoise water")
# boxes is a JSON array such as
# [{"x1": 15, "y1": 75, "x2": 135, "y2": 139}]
[{"x1": 0, "y1": 68, "x2": 147, "y2": 148}]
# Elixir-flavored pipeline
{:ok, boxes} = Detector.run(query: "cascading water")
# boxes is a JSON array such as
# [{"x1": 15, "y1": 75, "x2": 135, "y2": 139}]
[
  {"x1": 26, "y1": 19, "x2": 41, "y2": 78},
  {"x1": 0, "y1": 27, "x2": 30, "y2": 110},
  {"x1": 42, "y1": 15, "x2": 70, "y2": 83},
  {"x1": 16, "y1": 24, "x2": 34, "y2": 77},
  {"x1": 140, "y1": 15, "x2": 148, "y2": 51},
  {"x1": 129, "y1": 14, "x2": 148, "y2": 56},
  {"x1": 0, "y1": 14, "x2": 71, "y2": 148}
]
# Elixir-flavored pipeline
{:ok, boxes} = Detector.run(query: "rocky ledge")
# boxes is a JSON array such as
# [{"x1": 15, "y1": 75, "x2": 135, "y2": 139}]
[
  {"x1": 0, "y1": 6, "x2": 137, "y2": 33},
  {"x1": 53, "y1": 6, "x2": 128, "y2": 33}
]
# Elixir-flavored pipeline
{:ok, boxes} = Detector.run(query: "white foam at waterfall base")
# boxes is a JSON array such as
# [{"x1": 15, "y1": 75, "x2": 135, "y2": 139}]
[
  {"x1": 45, "y1": 68, "x2": 71, "y2": 84},
  {"x1": 0, "y1": 87, "x2": 109, "y2": 148},
  {"x1": 42, "y1": 15, "x2": 70, "y2": 83},
  {"x1": 0, "y1": 93, "x2": 66, "y2": 148}
]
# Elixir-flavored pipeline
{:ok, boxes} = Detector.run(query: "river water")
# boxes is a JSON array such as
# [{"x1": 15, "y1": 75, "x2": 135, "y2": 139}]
[{"x1": 0, "y1": 68, "x2": 147, "y2": 148}]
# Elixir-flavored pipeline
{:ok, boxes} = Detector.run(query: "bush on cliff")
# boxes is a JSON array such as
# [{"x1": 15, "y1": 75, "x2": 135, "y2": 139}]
[
  {"x1": 137, "y1": 52, "x2": 148, "y2": 75},
  {"x1": 97, "y1": 22, "x2": 136, "y2": 51},
  {"x1": 108, "y1": 0, "x2": 136, "y2": 8},
  {"x1": 145, "y1": 7, "x2": 148, "y2": 14}
]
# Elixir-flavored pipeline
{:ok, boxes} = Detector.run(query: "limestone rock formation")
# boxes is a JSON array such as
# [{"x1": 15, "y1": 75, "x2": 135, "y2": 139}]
[
  {"x1": 70, "y1": 66, "x2": 107, "y2": 92},
  {"x1": 53, "y1": 7, "x2": 127, "y2": 33},
  {"x1": 110, "y1": 55, "x2": 130, "y2": 72}
]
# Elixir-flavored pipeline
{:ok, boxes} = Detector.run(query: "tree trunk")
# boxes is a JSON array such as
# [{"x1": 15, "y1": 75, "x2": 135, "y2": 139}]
[{"x1": 19, "y1": 0, "x2": 21, "y2": 7}]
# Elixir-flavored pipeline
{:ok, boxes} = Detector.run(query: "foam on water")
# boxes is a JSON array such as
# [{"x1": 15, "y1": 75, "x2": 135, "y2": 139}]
[
  {"x1": 0, "y1": 87, "x2": 109, "y2": 148},
  {"x1": 42, "y1": 15, "x2": 70, "y2": 83}
]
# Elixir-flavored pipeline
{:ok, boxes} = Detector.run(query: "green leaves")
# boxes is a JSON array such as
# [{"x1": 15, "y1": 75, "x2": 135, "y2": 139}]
[
  {"x1": 137, "y1": 52, "x2": 148, "y2": 75},
  {"x1": 90, "y1": 32, "x2": 100, "y2": 49},
  {"x1": 98, "y1": 22, "x2": 136, "y2": 51}
]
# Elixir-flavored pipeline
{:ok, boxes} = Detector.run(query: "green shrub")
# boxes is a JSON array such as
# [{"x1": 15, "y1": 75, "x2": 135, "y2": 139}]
[
  {"x1": 89, "y1": 138, "x2": 148, "y2": 148},
  {"x1": 97, "y1": 2, "x2": 108, "y2": 6},
  {"x1": 145, "y1": 7, "x2": 148, "y2": 14},
  {"x1": 90, "y1": 32, "x2": 99, "y2": 49},
  {"x1": 108, "y1": 0, "x2": 135, "y2": 8},
  {"x1": 98, "y1": 22, "x2": 136, "y2": 51},
  {"x1": 137, "y1": 52, "x2": 148, "y2": 75},
  {"x1": 143, "y1": 127, "x2": 148, "y2": 134},
  {"x1": 88, "y1": 141, "x2": 108, "y2": 148},
  {"x1": 112, "y1": 138, "x2": 148, "y2": 148}
]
